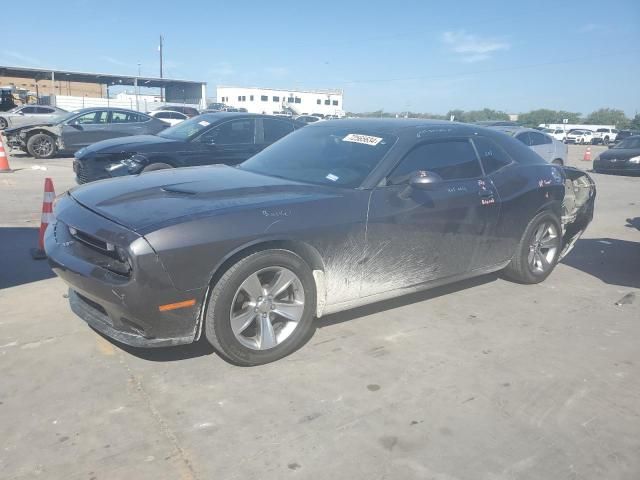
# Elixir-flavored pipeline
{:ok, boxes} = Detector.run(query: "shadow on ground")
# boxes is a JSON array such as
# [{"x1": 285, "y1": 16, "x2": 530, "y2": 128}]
[
  {"x1": 0, "y1": 227, "x2": 54, "y2": 289},
  {"x1": 116, "y1": 273, "x2": 498, "y2": 363},
  {"x1": 562, "y1": 237, "x2": 640, "y2": 289}
]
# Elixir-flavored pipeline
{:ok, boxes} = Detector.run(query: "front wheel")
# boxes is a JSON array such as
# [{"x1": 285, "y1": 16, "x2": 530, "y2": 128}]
[
  {"x1": 551, "y1": 158, "x2": 563, "y2": 166},
  {"x1": 0, "y1": 117, "x2": 7, "y2": 130},
  {"x1": 204, "y1": 249, "x2": 317, "y2": 366},
  {"x1": 27, "y1": 133, "x2": 57, "y2": 159},
  {"x1": 503, "y1": 211, "x2": 562, "y2": 284}
]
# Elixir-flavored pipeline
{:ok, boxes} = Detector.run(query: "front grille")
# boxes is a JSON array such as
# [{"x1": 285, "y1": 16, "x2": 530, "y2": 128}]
[
  {"x1": 76, "y1": 292, "x2": 108, "y2": 316},
  {"x1": 74, "y1": 160, "x2": 90, "y2": 184},
  {"x1": 67, "y1": 226, "x2": 132, "y2": 277}
]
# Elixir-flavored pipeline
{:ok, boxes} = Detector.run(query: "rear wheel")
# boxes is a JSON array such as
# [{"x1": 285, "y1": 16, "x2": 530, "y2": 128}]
[
  {"x1": 204, "y1": 249, "x2": 316, "y2": 366},
  {"x1": 27, "y1": 133, "x2": 57, "y2": 159},
  {"x1": 551, "y1": 158, "x2": 563, "y2": 166},
  {"x1": 503, "y1": 211, "x2": 562, "y2": 284},
  {"x1": 603, "y1": 136, "x2": 609, "y2": 145}
]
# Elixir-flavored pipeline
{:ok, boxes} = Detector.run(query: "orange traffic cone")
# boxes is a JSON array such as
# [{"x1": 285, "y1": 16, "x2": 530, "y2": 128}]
[
  {"x1": 583, "y1": 146, "x2": 592, "y2": 162},
  {"x1": 0, "y1": 135, "x2": 12, "y2": 173},
  {"x1": 31, "y1": 178, "x2": 56, "y2": 260}
]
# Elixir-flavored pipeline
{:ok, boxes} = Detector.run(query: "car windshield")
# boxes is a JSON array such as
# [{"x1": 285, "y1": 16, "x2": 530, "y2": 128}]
[
  {"x1": 158, "y1": 116, "x2": 213, "y2": 140},
  {"x1": 613, "y1": 137, "x2": 640, "y2": 149},
  {"x1": 8, "y1": 106, "x2": 21, "y2": 113},
  {"x1": 239, "y1": 126, "x2": 397, "y2": 188},
  {"x1": 597, "y1": 128, "x2": 608, "y2": 132}
]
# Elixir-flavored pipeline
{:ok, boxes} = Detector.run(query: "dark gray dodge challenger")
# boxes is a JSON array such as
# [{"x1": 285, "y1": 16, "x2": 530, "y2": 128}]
[{"x1": 46, "y1": 119, "x2": 596, "y2": 365}]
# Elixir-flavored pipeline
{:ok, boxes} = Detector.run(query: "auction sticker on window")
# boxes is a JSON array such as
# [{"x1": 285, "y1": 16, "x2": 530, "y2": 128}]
[
  {"x1": 198, "y1": 120, "x2": 210, "y2": 127},
  {"x1": 342, "y1": 133, "x2": 383, "y2": 146}
]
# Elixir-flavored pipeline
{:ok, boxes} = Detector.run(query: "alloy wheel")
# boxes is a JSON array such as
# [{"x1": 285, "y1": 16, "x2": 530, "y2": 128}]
[
  {"x1": 528, "y1": 222, "x2": 559, "y2": 274},
  {"x1": 33, "y1": 137, "x2": 53, "y2": 157},
  {"x1": 229, "y1": 267, "x2": 305, "y2": 350}
]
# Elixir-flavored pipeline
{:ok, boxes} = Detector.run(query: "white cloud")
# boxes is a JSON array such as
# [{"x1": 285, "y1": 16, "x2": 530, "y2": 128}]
[
  {"x1": 442, "y1": 30, "x2": 509, "y2": 62},
  {"x1": 100, "y1": 56, "x2": 128, "y2": 67},
  {"x1": 1, "y1": 50, "x2": 42, "y2": 66}
]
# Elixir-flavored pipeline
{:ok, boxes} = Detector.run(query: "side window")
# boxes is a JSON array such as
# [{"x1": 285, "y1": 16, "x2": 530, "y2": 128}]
[
  {"x1": 263, "y1": 119, "x2": 294, "y2": 143},
  {"x1": 390, "y1": 140, "x2": 482, "y2": 183},
  {"x1": 155, "y1": 112, "x2": 170, "y2": 119},
  {"x1": 530, "y1": 132, "x2": 551, "y2": 145},
  {"x1": 472, "y1": 137, "x2": 513, "y2": 174},
  {"x1": 21, "y1": 106, "x2": 38, "y2": 113},
  {"x1": 73, "y1": 111, "x2": 108, "y2": 124},
  {"x1": 515, "y1": 132, "x2": 532, "y2": 146},
  {"x1": 111, "y1": 111, "x2": 144, "y2": 123},
  {"x1": 199, "y1": 119, "x2": 255, "y2": 144}
]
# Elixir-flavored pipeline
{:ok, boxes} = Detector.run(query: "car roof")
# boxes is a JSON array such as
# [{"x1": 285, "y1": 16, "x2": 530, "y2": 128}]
[
  {"x1": 197, "y1": 112, "x2": 301, "y2": 122},
  {"x1": 484, "y1": 126, "x2": 544, "y2": 136},
  {"x1": 305, "y1": 118, "x2": 476, "y2": 135}
]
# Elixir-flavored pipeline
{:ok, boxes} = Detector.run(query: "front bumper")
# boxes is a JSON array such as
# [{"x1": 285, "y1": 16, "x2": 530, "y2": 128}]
[
  {"x1": 46, "y1": 194, "x2": 204, "y2": 348},
  {"x1": 593, "y1": 159, "x2": 640, "y2": 174}
]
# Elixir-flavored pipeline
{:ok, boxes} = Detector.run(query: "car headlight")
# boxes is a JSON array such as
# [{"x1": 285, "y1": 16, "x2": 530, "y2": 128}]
[
  {"x1": 629, "y1": 156, "x2": 640, "y2": 164},
  {"x1": 106, "y1": 153, "x2": 147, "y2": 172}
]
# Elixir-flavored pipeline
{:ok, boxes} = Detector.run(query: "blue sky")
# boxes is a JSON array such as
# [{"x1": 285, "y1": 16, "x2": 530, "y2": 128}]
[{"x1": 2, "y1": 0, "x2": 639, "y2": 115}]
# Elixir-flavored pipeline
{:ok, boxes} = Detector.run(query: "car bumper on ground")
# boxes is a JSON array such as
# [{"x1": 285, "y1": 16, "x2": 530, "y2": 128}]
[{"x1": 45, "y1": 194, "x2": 204, "y2": 347}]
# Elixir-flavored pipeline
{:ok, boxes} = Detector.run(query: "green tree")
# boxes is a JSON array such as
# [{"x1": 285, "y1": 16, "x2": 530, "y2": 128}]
[
  {"x1": 585, "y1": 108, "x2": 629, "y2": 128},
  {"x1": 629, "y1": 113, "x2": 640, "y2": 130},
  {"x1": 517, "y1": 109, "x2": 582, "y2": 127}
]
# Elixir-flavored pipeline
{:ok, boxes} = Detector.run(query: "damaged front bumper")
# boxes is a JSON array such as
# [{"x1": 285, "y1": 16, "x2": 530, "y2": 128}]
[
  {"x1": 559, "y1": 167, "x2": 596, "y2": 259},
  {"x1": 45, "y1": 194, "x2": 205, "y2": 348}
]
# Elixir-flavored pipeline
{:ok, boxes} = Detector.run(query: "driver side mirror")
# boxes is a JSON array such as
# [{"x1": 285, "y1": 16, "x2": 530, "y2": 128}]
[{"x1": 409, "y1": 170, "x2": 443, "y2": 189}]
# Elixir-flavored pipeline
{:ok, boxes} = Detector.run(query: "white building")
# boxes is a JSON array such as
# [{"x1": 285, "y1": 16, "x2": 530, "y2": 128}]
[{"x1": 216, "y1": 86, "x2": 344, "y2": 117}]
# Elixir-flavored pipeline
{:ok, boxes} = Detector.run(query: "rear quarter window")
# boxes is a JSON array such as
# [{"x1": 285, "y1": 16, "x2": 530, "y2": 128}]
[{"x1": 486, "y1": 131, "x2": 546, "y2": 166}]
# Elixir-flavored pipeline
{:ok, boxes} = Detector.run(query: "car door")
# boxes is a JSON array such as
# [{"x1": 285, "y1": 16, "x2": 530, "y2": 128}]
[
  {"x1": 61, "y1": 110, "x2": 110, "y2": 150},
  {"x1": 364, "y1": 138, "x2": 499, "y2": 297},
  {"x1": 12, "y1": 106, "x2": 37, "y2": 127},
  {"x1": 529, "y1": 131, "x2": 554, "y2": 162},
  {"x1": 36, "y1": 106, "x2": 58, "y2": 124},
  {"x1": 108, "y1": 110, "x2": 150, "y2": 138},
  {"x1": 191, "y1": 118, "x2": 259, "y2": 166},
  {"x1": 257, "y1": 118, "x2": 295, "y2": 152}
]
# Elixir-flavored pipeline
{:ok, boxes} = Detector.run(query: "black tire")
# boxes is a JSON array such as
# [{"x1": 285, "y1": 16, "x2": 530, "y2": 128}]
[
  {"x1": 603, "y1": 137, "x2": 609, "y2": 145},
  {"x1": 503, "y1": 211, "x2": 562, "y2": 284},
  {"x1": 26, "y1": 133, "x2": 57, "y2": 159},
  {"x1": 551, "y1": 158, "x2": 563, "y2": 166},
  {"x1": 141, "y1": 162, "x2": 173, "y2": 172},
  {"x1": 204, "y1": 249, "x2": 317, "y2": 366},
  {"x1": 0, "y1": 117, "x2": 7, "y2": 130}
]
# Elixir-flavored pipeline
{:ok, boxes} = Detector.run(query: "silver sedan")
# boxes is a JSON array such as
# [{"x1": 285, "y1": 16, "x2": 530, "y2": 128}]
[
  {"x1": 489, "y1": 126, "x2": 568, "y2": 165},
  {"x1": 0, "y1": 105, "x2": 67, "y2": 130}
]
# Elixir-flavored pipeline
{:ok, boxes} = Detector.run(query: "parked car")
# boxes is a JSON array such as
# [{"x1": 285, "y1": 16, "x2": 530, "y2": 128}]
[
  {"x1": 148, "y1": 110, "x2": 188, "y2": 126},
  {"x1": 565, "y1": 129, "x2": 594, "y2": 144},
  {"x1": 295, "y1": 115, "x2": 322, "y2": 125},
  {"x1": 0, "y1": 105, "x2": 67, "y2": 130},
  {"x1": 542, "y1": 127, "x2": 566, "y2": 142},
  {"x1": 205, "y1": 102, "x2": 227, "y2": 112},
  {"x1": 489, "y1": 126, "x2": 568, "y2": 165},
  {"x1": 46, "y1": 120, "x2": 595, "y2": 365},
  {"x1": 73, "y1": 113, "x2": 303, "y2": 183},
  {"x1": 593, "y1": 135, "x2": 640, "y2": 174},
  {"x1": 612, "y1": 129, "x2": 639, "y2": 144},
  {"x1": 4, "y1": 108, "x2": 168, "y2": 159},
  {"x1": 592, "y1": 127, "x2": 619, "y2": 145},
  {"x1": 155, "y1": 105, "x2": 200, "y2": 118}
]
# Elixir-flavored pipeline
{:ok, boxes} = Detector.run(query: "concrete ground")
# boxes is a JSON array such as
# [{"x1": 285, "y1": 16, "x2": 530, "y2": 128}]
[{"x1": 1, "y1": 145, "x2": 638, "y2": 480}]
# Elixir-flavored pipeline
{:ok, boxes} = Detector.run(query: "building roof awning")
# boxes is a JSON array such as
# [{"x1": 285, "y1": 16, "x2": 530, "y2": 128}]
[{"x1": 0, "y1": 65, "x2": 205, "y2": 89}]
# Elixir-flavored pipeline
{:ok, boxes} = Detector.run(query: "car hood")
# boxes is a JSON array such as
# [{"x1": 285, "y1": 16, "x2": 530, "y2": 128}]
[
  {"x1": 69, "y1": 164, "x2": 338, "y2": 233},
  {"x1": 599, "y1": 148, "x2": 640, "y2": 160},
  {"x1": 79, "y1": 135, "x2": 179, "y2": 155}
]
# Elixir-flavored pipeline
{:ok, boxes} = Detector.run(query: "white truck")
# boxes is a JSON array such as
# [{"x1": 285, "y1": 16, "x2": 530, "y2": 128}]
[{"x1": 591, "y1": 127, "x2": 619, "y2": 145}]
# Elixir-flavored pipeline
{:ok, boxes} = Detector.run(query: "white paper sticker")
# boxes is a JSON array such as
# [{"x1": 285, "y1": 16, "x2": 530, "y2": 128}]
[
  {"x1": 326, "y1": 173, "x2": 339, "y2": 182},
  {"x1": 342, "y1": 133, "x2": 383, "y2": 146},
  {"x1": 198, "y1": 120, "x2": 210, "y2": 127}
]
